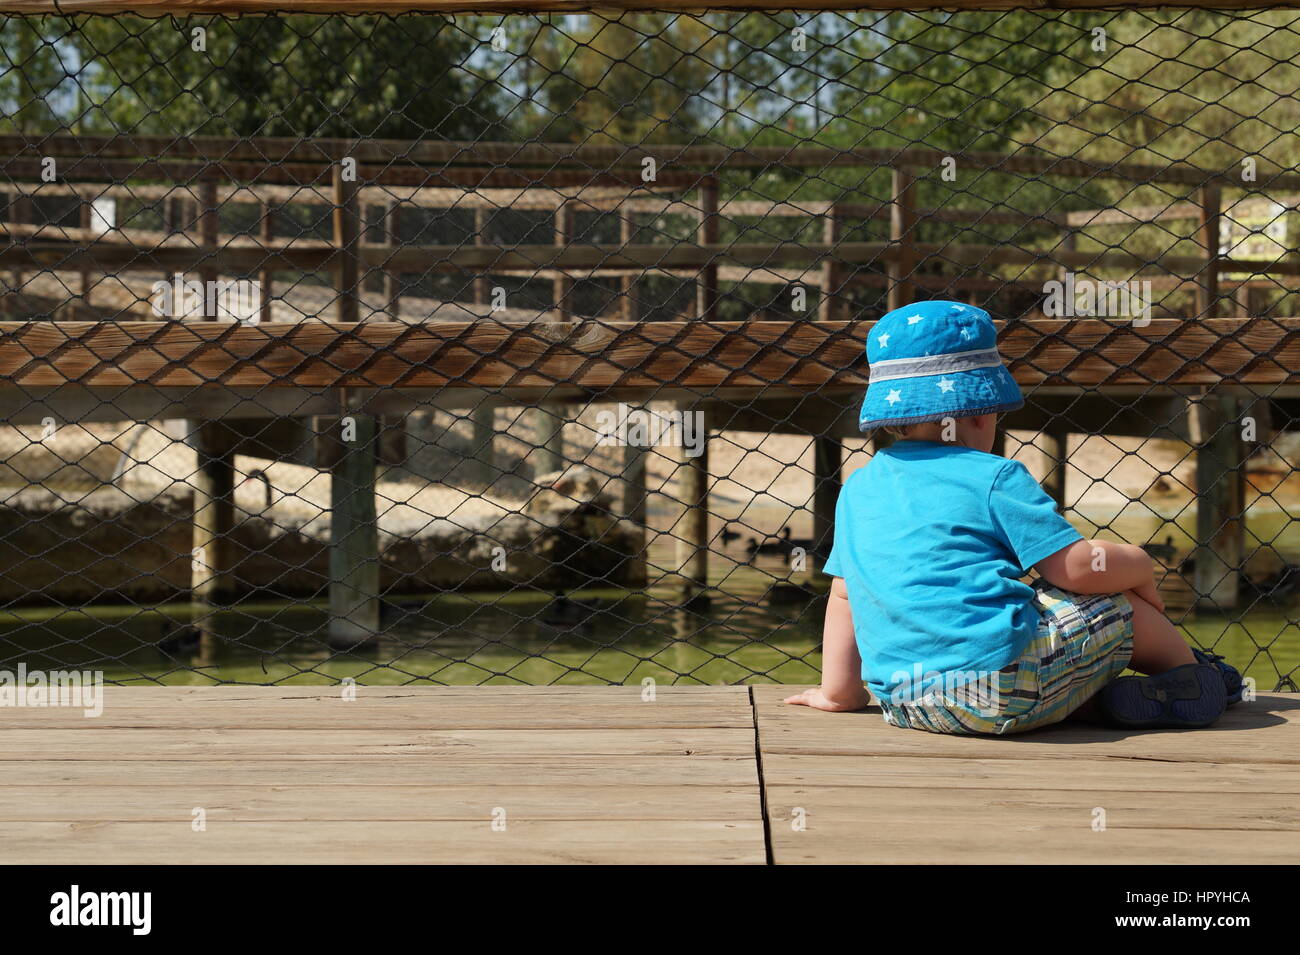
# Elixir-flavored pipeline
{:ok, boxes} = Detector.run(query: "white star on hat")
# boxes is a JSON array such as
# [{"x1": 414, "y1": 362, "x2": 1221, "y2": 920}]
[
  {"x1": 878, "y1": 332, "x2": 890, "y2": 348},
  {"x1": 886, "y1": 389, "x2": 902, "y2": 405},
  {"x1": 907, "y1": 314, "x2": 924, "y2": 325},
  {"x1": 937, "y1": 378, "x2": 955, "y2": 393}
]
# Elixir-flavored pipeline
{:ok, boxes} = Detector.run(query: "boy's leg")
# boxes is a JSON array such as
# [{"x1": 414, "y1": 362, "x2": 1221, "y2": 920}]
[
  {"x1": 1066, "y1": 588, "x2": 1194, "y2": 723},
  {"x1": 1124, "y1": 588, "x2": 1195, "y2": 674}
]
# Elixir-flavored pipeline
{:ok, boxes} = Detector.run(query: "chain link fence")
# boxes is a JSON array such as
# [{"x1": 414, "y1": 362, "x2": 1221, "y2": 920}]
[{"x1": 1, "y1": 6, "x2": 1298, "y2": 688}]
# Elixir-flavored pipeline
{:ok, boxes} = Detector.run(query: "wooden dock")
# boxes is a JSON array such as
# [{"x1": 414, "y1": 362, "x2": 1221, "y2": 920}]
[{"x1": 1, "y1": 685, "x2": 1296, "y2": 865}]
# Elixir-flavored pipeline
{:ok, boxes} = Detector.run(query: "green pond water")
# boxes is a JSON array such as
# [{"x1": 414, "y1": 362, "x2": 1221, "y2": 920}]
[{"x1": 1, "y1": 506, "x2": 1298, "y2": 689}]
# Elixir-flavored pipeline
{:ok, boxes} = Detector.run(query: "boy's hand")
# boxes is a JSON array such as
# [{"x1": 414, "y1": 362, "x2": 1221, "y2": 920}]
[
  {"x1": 1132, "y1": 576, "x2": 1165, "y2": 613},
  {"x1": 784, "y1": 686, "x2": 871, "y2": 712}
]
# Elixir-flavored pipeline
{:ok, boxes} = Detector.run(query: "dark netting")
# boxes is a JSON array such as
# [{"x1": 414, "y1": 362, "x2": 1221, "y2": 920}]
[{"x1": 0, "y1": 8, "x2": 1297, "y2": 689}]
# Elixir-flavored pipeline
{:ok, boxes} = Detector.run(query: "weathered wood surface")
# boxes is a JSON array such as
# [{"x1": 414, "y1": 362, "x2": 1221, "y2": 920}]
[
  {"x1": 1, "y1": 685, "x2": 1297, "y2": 863},
  {"x1": 754, "y1": 686, "x2": 1300, "y2": 865},
  {"x1": 1, "y1": 318, "x2": 1298, "y2": 392},
  {"x1": 0, "y1": 685, "x2": 764, "y2": 865}
]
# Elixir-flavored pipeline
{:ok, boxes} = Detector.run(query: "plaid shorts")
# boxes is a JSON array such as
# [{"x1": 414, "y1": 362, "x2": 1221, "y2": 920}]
[{"x1": 876, "y1": 583, "x2": 1134, "y2": 736}]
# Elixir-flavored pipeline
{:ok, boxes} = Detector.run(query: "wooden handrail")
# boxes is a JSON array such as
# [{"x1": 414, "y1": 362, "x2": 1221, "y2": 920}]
[{"x1": 0, "y1": 318, "x2": 1295, "y2": 390}]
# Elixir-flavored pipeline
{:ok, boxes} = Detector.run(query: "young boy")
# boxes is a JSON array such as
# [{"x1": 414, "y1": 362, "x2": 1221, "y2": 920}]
[{"x1": 785, "y1": 300, "x2": 1243, "y2": 734}]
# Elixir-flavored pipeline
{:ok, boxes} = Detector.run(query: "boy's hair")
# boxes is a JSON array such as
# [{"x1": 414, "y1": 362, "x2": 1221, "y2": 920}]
[
  {"x1": 881, "y1": 423, "x2": 918, "y2": 438},
  {"x1": 880, "y1": 412, "x2": 989, "y2": 439}
]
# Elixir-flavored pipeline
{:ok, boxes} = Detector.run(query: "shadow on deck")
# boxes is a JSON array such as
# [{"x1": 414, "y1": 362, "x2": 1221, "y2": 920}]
[{"x1": 1, "y1": 686, "x2": 1295, "y2": 864}]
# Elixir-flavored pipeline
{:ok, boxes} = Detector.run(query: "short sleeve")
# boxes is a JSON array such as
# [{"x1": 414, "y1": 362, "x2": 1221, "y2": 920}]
[
  {"x1": 988, "y1": 460, "x2": 1083, "y2": 571},
  {"x1": 821, "y1": 487, "x2": 847, "y2": 577}
]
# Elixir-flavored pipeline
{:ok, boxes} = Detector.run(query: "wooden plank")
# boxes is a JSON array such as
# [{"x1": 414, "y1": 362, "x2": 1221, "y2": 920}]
[
  {"x1": 0, "y1": 784, "x2": 760, "y2": 822},
  {"x1": 5, "y1": 756, "x2": 759, "y2": 787},
  {"x1": 0, "y1": 706, "x2": 755, "y2": 730},
  {"x1": 44, "y1": 685, "x2": 751, "y2": 703},
  {"x1": 0, "y1": 237, "x2": 1229, "y2": 277},
  {"x1": 0, "y1": 728, "x2": 755, "y2": 759},
  {"x1": 3, "y1": 318, "x2": 1300, "y2": 391},
  {"x1": 0, "y1": 686, "x2": 766, "y2": 863},
  {"x1": 753, "y1": 686, "x2": 1300, "y2": 764},
  {"x1": 764, "y1": 788, "x2": 1300, "y2": 864},
  {"x1": 756, "y1": 686, "x2": 1300, "y2": 863},
  {"x1": 762, "y1": 753, "x2": 1300, "y2": 794},
  {"x1": 0, "y1": 156, "x2": 699, "y2": 191},
  {"x1": 0, "y1": 131, "x2": 1287, "y2": 190},
  {"x1": 0, "y1": 820, "x2": 766, "y2": 865}
]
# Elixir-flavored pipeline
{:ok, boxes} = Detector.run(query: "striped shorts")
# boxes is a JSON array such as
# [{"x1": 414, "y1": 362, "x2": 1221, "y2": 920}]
[{"x1": 877, "y1": 583, "x2": 1134, "y2": 736}]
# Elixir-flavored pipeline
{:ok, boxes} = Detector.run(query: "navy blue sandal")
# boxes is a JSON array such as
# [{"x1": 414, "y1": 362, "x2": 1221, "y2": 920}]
[
  {"x1": 1192, "y1": 648, "x2": 1245, "y2": 705},
  {"x1": 1099, "y1": 663, "x2": 1227, "y2": 729}
]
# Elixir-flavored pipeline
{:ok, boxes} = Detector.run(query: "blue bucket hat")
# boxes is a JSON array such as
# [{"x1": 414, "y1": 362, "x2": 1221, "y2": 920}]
[{"x1": 859, "y1": 300, "x2": 1023, "y2": 431}]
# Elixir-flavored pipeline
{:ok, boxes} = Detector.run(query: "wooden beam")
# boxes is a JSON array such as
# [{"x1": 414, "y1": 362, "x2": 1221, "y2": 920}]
[
  {"x1": 0, "y1": 156, "x2": 699, "y2": 191},
  {"x1": 0, "y1": 238, "x2": 1238, "y2": 278},
  {"x1": 3, "y1": 319, "x2": 1300, "y2": 391},
  {"x1": 0, "y1": 132, "x2": 1289, "y2": 191}
]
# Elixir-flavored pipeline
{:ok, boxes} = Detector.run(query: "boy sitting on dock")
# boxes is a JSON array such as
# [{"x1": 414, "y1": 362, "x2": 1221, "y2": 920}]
[{"x1": 786, "y1": 300, "x2": 1243, "y2": 734}]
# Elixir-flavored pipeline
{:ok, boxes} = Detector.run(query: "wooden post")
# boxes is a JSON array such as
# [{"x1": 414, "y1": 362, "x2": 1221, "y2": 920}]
[
  {"x1": 328, "y1": 158, "x2": 378, "y2": 646},
  {"x1": 531, "y1": 200, "x2": 572, "y2": 478},
  {"x1": 696, "y1": 178, "x2": 719, "y2": 322},
  {"x1": 473, "y1": 206, "x2": 490, "y2": 316},
  {"x1": 812, "y1": 433, "x2": 841, "y2": 573},
  {"x1": 259, "y1": 200, "x2": 275, "y2": 325},
  {"x1": 1233, "y1": 281, "x2": 1250, "y2": 317},
  {"x1": 332, "y1": 161, "x2": 360, "y2": 323},
  {"x1": 328, "y1": 393, "x2": 381, "y2": 648},
  {"x1": 889, "y1": 167, "x2": 916, "y2": 312},
  {"x1": 618, "y1": 204, "x2": 646, "y2": 582},
  {"x1": 673, "y1": 179, "x2": 719, "y2": 601},
  {"x1": 622, "y1": 440, "x2": 648, "y2": 586},
  {"x1": 187, "y1": 179, "x2": 236, "y2": 658},
  {"x1": 553, "y1": 200, "x2": 573, "y2": 322},
  {"x1": 1041, "y1": 427, "x2": 1067, "y2": 512},
  {"x1": 190, "y1": 421, "x2": 236, "y2": 608},
  {"x1": 10, "y1": 188, "x2": 28, "y2": 289},
  {"x1": 819, "y1": 203, "x2": 842, "y2": 322},
  {"x1": 619, "y1": 206, "x2": 636, "y2": 322},
  {"x1": 387, "y1": 200, "x2": 403, "y2": 320},
  {"x1": 78, "y1": 197, "x2": 92, "y2": 310},
  {"x1": 468, "y1": 206, "x2": 495, "y2": 483},
  {"x1": 1193, "y1": 393, "x2": 1244, "y2": 611},
  {"x1": 675, "y1": 407, "x2": 710, "y2": 606},
  {"x1": 1197, "y1": 183, "x2": 1221, "y2": 320}
]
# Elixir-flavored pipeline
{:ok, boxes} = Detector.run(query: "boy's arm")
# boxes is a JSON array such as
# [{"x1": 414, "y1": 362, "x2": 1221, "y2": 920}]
[
  {"x1": 1034, "y1": 538, "x2": 1164, "y2": 611},
  {"x1": 784, "y1": 577, "x2": 872, "y2": 712}
]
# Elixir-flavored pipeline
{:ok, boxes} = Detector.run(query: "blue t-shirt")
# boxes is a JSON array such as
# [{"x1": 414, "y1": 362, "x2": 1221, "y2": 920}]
[{"x1": 823, "y1": 440, "x2": 1082, "y2": 704}]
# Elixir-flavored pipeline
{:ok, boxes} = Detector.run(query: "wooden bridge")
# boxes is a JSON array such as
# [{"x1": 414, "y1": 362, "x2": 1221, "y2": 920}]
[
  {"x1": 4, "y1": 132, "x2": 1298, "y2": 635},
  {"x1": 1, "y1": 684, "x2": 1296, "y2": 864}
]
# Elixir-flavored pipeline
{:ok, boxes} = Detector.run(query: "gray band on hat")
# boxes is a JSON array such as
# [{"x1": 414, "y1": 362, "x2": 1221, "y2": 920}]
[{"x1": 868, "y1": 346, "x2": 1003, "y2": 383}]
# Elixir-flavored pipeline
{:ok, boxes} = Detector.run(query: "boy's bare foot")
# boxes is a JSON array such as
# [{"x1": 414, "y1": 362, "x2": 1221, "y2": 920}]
[{"x1": 784, "y1": 687, "x2": 871, "y2": 712}]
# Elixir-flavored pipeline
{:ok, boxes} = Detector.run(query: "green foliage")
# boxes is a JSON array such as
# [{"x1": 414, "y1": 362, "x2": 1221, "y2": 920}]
[{"x1": 71, "y1": 14, "x2": 498, "y2": 139}]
